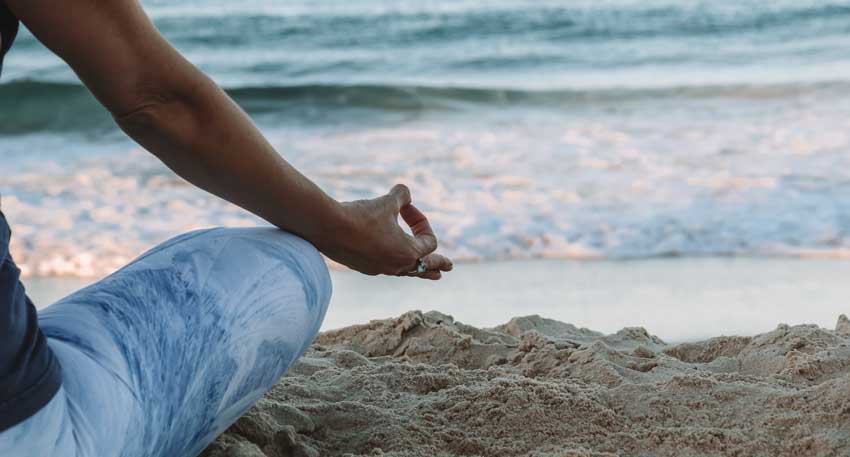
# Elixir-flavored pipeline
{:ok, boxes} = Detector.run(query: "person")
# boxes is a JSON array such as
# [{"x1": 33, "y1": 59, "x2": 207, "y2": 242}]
[{"x1": 0, "y1": 0, "x2": 453, "y2": 455}]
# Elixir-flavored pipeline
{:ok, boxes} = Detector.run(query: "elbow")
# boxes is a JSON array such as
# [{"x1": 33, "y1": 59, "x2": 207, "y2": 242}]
[
  {"x1": 112, "y1": 100, "x2": 179, "y2": 152},
  {"x1": 110, "y1": 80, "x2": 180, "y2": 136},
  {"x1": 107, "y1": 69, "x2": 180, "y2": 120},
  {"x1": 113, "y1": 102, "x2": 160, "y2": 136},
  {"x1": 111, "y1": 83, "x2": 202, "y2": 148},
  {"x1": 108, "y1": 71, "x2": 223, "y2": 156},
  {"x1": 110, "y1": 69, "x2": 214, "y2": 136},
  {"x1": 111, "y1": 96, "x2": 199, "y2": 166}
]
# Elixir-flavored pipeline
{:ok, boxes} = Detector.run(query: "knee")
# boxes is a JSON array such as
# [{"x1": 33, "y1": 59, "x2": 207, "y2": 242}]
[
  {"x1": 200, "y1": 228, "x2": 332, "y2": 342},
  {"x1": 127, "y1": 227, "x2": 331, "y2": 313},
  {"x1": 188, "y1": 228, "x2": 331, "y2": 314},
  {"x1": 217, "y1": 228, "x2": 330, "y2": 295}
]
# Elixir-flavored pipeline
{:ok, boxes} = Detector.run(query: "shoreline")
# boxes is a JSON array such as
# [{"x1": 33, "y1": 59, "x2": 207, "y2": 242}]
[
  {"x1": 203, "y1": 310, "x2": 850, "y2": 456},
  {"x1": 29, "y1": 256, "x2": 850, "y2": 342}
]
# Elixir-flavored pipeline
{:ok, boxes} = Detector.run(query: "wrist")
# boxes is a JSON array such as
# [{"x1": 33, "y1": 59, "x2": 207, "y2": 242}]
[{"x1": 312, "y1": 195, "x2": 352, "y2": 252}]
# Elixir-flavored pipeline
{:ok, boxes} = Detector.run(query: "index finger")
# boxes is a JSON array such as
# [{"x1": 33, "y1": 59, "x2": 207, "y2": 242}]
[
  {"x1": 389, "y1": 183, "x2": 412, "y2": 213},
  {"x1": 400, "y1": 203, "x2": 438, "y2": 256}
]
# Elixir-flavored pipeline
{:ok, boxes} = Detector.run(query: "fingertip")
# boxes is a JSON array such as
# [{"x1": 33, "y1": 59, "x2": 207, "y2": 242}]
[
  {"x1": 436, "y1": 256, "x2": 452, "y2": 271},
  {"x1": 417, "y1": 270, "x2": 442, "y2": 280},
  {"x1": 390, "y1": 183, "x2": 412, "y2": 208}
]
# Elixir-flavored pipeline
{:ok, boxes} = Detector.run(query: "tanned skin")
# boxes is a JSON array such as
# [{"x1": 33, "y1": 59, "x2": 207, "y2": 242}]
[{"x1": 6, "y1": 0, "x2": 452, "y2": 279}]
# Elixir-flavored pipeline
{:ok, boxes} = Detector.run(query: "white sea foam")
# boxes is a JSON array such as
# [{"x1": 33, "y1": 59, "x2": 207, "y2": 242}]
[{"x1": 4, "y1": 85, "x2": 850, "y2": 277}]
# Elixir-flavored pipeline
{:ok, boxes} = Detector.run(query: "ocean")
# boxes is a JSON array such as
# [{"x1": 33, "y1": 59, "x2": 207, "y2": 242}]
[{"x1": 5, "y1": 0, "x2": 850, "y2": 279}]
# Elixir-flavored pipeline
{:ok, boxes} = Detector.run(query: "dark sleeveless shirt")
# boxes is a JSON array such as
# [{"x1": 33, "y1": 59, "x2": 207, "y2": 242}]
[
  {"x1": 0, "y1": 6, "x2": 63, "y2": 431},
  {"x1": 0, "y1": 1, "x2": 18, "y2": 73}
]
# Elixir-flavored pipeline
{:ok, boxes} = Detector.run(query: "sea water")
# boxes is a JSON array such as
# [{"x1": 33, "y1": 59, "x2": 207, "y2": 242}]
[{"x1": 5, "y1": 0, "x2": 850, "y2": 278}]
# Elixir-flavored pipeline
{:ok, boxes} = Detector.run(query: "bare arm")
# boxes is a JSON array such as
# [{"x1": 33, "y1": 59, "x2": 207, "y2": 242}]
[{"x1": 8, "y1": 0, "x2": 452, "y2": 278}]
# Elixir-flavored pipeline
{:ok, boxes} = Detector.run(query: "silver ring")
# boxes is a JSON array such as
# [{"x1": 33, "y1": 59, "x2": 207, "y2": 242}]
[{"x1": 415, "y1": 258, "x2": 427, "y2": 274}]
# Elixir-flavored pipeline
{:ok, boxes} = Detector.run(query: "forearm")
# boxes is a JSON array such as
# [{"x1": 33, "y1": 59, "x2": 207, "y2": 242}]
[
  {"x1": 11, "y1": 0, "x2": 450, "y2": 279},
  {"x1": 114, "y1": 72, "x2": 343, "y2": 246}
]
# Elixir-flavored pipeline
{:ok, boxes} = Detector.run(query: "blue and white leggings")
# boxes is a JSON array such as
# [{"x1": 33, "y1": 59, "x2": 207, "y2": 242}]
[{"x1": 0, "y1": 228, "x2": 332, "y2": 457}]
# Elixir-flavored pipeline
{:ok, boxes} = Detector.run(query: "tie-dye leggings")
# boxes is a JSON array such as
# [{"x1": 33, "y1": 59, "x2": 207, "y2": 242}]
[{"x1": 0, "y1": 228, "x2": 332, "y2": 457}]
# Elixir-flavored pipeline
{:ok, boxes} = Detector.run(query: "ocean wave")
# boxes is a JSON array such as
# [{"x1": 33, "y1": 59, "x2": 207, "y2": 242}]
[
  {"x1": 104, "y1": 0, "x2": 850, "y2": 55},
  {"x1": 3, "y1": 79, "x2": 849, "y2": 134},
  {"x1": 7, "y1": 1, "x2": 844, "y2": 49},
  {"x1": 9, "y1": 0, "x2": 850, "y2": 105}
]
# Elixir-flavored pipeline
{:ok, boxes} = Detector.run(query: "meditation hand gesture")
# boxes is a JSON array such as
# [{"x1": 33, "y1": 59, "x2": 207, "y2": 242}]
[
  {"x1": 322, "y1": 184, "x2": 453, "y2": 280},
  {"x1": 0, "y1": 0, "x2": 458, "y2": 453}
]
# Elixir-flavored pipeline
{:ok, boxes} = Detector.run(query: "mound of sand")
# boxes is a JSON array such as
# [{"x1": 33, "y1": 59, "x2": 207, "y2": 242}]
[{"x1": 201, "y1": 311, "x2": 850, "y2": 457}]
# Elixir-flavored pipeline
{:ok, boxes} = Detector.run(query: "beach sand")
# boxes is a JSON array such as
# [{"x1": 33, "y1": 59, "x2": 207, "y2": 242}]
[{"x1": 200, "y1": 310, "x2": 850, "y2": 457}]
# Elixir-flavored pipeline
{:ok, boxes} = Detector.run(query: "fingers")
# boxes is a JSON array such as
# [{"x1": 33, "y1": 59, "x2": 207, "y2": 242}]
[
  {"x1": 386, "y1": 183, "x2": 445, "y2": 279},
  {"x1": 420, "y1": 270, "x2": 442, "y2": 280},
  {"x1": 403, "y1": 270, "x2": 442, "y2": 280},
  {"x1": 421, "y1": 253, "x2": 453, "y2": 272},
  {"x1": 400, "y1": 253, "x2": 453, "y2": 280},
  {"x1": 388, "y1": 183, "x2": 412, "y2": 212},
  {"x1": 400, "y1": 203, "x2": 438, "y2": 256},
  {"x1": 387, "y1": 183, "x2": 437, "y2": 256}
]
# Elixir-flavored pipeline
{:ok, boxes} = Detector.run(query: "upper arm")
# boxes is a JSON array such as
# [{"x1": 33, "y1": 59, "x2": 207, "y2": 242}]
[{"x1": 7, "y1": 0, "x2": 202, "y2": 116}]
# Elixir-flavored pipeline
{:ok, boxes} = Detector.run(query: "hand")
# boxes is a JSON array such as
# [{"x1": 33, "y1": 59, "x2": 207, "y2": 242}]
[{"x1": 319, "y1": 184, "x2": 453, "y2": 280}]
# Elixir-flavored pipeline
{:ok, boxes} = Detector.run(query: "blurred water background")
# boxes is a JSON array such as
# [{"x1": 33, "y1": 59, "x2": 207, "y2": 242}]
[{"x1": 6, "y1": 0, "x2": 850, "y2": 337}]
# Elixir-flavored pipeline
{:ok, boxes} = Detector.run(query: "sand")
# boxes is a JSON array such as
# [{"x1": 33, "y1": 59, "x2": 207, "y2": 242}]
[{"x1": 201, "y1": 311, "x2": 850, "y2": 457}]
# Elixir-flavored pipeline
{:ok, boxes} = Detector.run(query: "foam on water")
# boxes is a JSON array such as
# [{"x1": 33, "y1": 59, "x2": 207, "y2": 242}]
[{"x1": 5, "y1": 83, "x2": 850, "y2": 277}]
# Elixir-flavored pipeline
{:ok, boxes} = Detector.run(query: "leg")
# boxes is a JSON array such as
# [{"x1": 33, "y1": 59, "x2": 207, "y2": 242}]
[
  {"x1": 0, "y1": 387, "x2": 77, "y2": 457},
  {"x1": 13, "y1": 228, "x2": 331, "y2": 457}
]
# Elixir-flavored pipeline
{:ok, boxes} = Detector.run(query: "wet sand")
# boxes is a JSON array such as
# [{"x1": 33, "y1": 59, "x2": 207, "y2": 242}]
[{"x1": 29, "y1": 257, "x2": 850, "y2": 342}]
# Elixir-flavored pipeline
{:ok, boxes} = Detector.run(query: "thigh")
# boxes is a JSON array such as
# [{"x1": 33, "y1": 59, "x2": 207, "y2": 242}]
[{"x1": 37, "y1": 228, "x2": 332, "y2": 457}]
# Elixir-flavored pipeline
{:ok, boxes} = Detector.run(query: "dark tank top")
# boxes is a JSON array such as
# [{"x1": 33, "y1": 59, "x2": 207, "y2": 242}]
[
  {"x1": 0, "y1": 5, "x2": 63, "y2": 431},
  {"x1": 0, "y1": 1, "x2": 18, "y2": 73}
]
